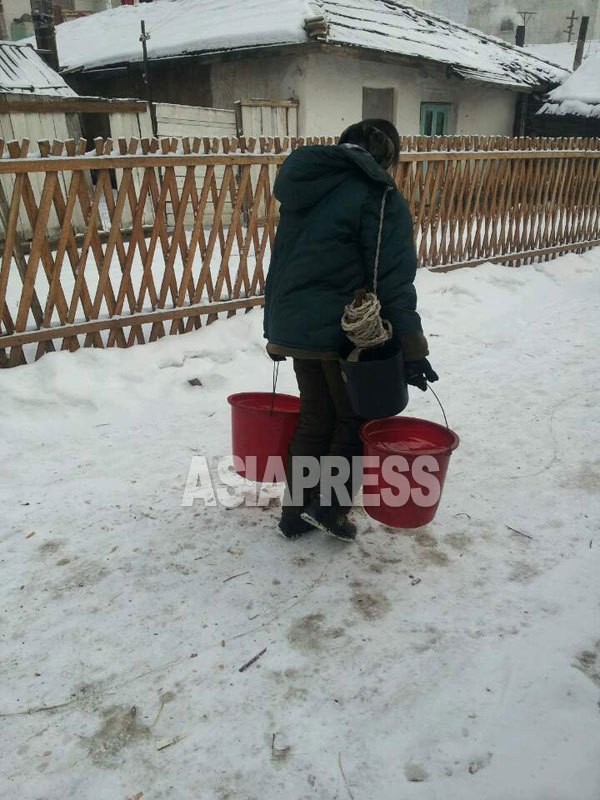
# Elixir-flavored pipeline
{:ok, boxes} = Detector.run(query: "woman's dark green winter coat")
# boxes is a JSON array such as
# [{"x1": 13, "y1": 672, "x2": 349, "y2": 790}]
[{"x1": 263, "y1": 144, "x2": 428, "y2": 362}]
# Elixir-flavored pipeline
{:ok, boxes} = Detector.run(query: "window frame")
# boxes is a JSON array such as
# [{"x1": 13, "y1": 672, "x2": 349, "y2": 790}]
[{"x1": 420, "y1": 102, "x2": 452, "y2": 136}]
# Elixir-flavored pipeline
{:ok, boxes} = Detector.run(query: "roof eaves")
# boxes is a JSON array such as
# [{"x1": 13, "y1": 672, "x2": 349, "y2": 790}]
[
  {"x1": 320, "y1": 40, "x2": 549, "y2": 91},
  {"x1": 537, "y1": 100, "x2": 600, "y2": 118},
  {"x1": 449, "y1": 65, "x2": 548, "y2": 92},
  {"x1": 67, "y1": 40, "x2": 314, "y2": 75}
]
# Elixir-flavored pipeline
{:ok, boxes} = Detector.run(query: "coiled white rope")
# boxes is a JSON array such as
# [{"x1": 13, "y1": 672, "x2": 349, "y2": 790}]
[
  {"x1": 341, "y1": 291, "x2": 391, "y2": 348},
  {"x1": 341, "y1": 187, "x2": 393, "y2": 351}
]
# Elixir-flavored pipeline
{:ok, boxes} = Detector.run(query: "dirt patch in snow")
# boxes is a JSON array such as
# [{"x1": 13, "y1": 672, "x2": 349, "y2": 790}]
[
  {"x1": 287, "y1": 613, "x2": 345, "y2": 652},
  {"x1": 37, "y1": 539, "x2": 65, "y2": 555},
  {"x1": 351, "y1": 587, "x2": 391, "y2": 621},
  {"x1": 85, "y1": 705, "x2": 152, "y2": 767},
  {"x1": 507, "y1": 561, "x2": 540, "y2": 584},
  {"x1": 574, "y1": 643, "x2": 600, "y2": 686},
  {"x1": 445, "y1": 532, "x2": 473, "y2": 551},
  {"x1": 562, "y1": 460, "x2": 600, "y2": 494}
]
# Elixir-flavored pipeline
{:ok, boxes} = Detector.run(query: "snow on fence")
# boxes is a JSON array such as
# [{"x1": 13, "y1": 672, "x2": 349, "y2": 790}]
[{"x1": 0, "y1": 134, "x2": 599, "y2": 367}]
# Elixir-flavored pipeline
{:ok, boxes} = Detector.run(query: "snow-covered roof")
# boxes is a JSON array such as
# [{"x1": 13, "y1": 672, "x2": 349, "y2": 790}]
[
  {"x1": 538, "y1": 49, "x2": 600, "y2": 118},
  {"x1": 526, "y1": 40, "x2": 600, "y2": 71},
  {"x1": 52, "y1": 0, "x2": 568, "y2": 90},
  {"x1": 0, "y1": 40, "x2": 76, "y2": 97}
]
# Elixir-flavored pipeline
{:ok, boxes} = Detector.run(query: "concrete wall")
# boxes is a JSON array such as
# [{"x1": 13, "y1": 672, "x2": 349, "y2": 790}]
[{"x1": 211, "y1": 50, "x2": 517, "y2": 138}]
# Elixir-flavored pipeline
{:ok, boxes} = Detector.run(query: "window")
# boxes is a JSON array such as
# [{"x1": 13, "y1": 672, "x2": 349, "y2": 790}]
[
  {"x1": 420, "y1": 103, "x2": 452, "y2": 136},
  {"x1": 362, "y1": 88, "x2": 395, "y2": 122},
  {"x1": 500, "y1": 17, "x2": 515, "y2": 31}
]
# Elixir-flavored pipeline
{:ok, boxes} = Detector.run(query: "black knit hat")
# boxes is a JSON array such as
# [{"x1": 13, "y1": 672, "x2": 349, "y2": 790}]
[{"x1": 339, "y1": 119, "x2": 401, "y2": 170}]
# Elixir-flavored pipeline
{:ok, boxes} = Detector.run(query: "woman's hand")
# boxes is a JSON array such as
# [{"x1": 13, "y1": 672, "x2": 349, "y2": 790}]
[{"x1": 404, "y1": 358, "x2": 439, "y2": 391}]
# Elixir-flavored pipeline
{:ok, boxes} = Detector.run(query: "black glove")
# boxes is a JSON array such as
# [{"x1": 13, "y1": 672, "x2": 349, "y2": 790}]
[
  {"x1": 404, "y1": 358, "x2": 439, "y2": 392},
  {"x1": 268, "y1": 352, "x2": 287, "y2": 362}
]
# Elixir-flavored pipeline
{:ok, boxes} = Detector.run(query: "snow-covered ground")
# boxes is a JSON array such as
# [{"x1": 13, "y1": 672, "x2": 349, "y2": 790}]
[{"x1": 1, "y1": 251, "x2": 599, "y2": 800}]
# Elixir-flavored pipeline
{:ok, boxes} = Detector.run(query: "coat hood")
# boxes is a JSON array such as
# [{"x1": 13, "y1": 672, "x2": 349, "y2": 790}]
[{"x1": 274, "y1": 145, "x2": 396, "y2": 211}]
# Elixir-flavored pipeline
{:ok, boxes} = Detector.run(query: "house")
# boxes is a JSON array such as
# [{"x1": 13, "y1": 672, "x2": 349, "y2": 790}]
[
  {"x1": 0, "y1": 40, "x2": 151, "y2": 240},
  {"x1": 52, "y1": 0, "x2": 568, "y2": 138},
  {"x1": 534, "y1": 48, "x2": 600, "y2": 136}
]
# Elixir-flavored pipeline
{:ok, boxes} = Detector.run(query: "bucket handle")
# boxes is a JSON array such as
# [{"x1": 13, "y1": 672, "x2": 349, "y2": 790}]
[
  {"x1": 270, "y1": 360, "x2": 280, "y2": 416},
  {"x1": 426, "y1": 383, "x2": 449, "y2": 430}
]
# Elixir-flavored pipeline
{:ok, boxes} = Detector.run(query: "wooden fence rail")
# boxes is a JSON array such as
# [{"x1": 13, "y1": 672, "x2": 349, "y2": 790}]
[{"x1": 1, "y1": 134, "x2": 599, "y2": 367}]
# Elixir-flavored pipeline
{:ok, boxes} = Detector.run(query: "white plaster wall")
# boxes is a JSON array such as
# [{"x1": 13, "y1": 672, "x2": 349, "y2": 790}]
[
  {"x1": 298, "y1": 52, "x2": 517, "y2": 137},
  {"x1": 456, "y1": 84, "x2": 516, "y2": 135},
  {"x1": 210, "y1": 54, "x2": 307, "y2": 111},
  {"x1": 209, "y1": 50, "x2": 518, "y2": 138}
]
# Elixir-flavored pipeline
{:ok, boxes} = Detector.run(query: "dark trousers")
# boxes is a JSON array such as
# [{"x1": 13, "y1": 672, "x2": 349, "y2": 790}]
[{"x1": 284, "y1": 358, "x2": 363, "y2": 512}]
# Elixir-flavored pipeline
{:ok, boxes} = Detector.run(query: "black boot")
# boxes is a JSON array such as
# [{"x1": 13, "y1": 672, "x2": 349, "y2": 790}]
[
  {"x1": 278, "y1": 508, "x2": 315, "y2": 540},
  {"x1": 301, "y1": 497, "x2": 357, "y2": 543}
]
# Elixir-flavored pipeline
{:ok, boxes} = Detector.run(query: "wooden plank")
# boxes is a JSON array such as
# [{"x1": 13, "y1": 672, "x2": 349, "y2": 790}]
[
  {"x1": 0, "y1": 172, "x2": 27, "y2": 364},
  {"x1": 14, "y1": 172, "x2": 59, "y2": 333},
  {"x1": 429, "y1": 238, "x2": 600, "y2": 272},
  {"x1": 0, "y1": 153, "x2": 289, "y2": 175},
  {"x1": 238, "y1": 99, "x2": 299, "y2": 108},
  {"x1": 2, "y1": 148, "x2": 598, "y2": 177},
  {"x1": 44, "y1": 169, "x2": 89, "y2": 352},
  {"x1": 0, "y1": 99, "x2": 148, "y2": 115},
  {"x1": 0, "y1": 175, "x2": 48, "y2": 338},
  {"x1": 0, "y1": 295, "x2": 266, "y2": 348}
]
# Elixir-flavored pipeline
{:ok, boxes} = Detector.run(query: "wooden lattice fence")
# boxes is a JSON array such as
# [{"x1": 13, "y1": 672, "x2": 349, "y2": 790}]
[{"x1": 0, "y1": 134, "x2": 599, "y2": 367}]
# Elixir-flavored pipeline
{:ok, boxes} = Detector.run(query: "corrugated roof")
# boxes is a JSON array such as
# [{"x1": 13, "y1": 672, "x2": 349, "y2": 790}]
[
  {"x1": 51, "y1": 0, "x2": 568, "y2": 90},
  {"x1": 0, "y1": 40, "x2": 76, "y2": 97}
]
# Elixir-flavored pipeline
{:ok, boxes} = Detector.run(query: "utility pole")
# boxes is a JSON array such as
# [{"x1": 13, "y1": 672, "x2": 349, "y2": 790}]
[
  {"x1": 31, "y1": 0, "x2": 59, "y2": 71},
  {"x1": 514, "y1": 25, "x2": 528, "y2": 136},
  {"x1": 563, "y1": 9, "x2": 579, "y2": 41},
  {"x1": 140, "y1": 20, "x2": 158, "y2": 136},
  {"x1": 517, "y1": 10, "x2": 537, "y2": 29},
  {"x1": 573, "y1": 15, "x2": 590, "y2": 69}
]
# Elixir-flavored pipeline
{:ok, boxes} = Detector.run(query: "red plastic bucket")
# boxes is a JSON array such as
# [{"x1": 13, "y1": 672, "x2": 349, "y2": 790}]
[
  {"x1": 360, "y1": 416, "x2": 459, "y2": 528},
  {"x1": 228, "y1": 392, "x2": 300, "y2": 482}
]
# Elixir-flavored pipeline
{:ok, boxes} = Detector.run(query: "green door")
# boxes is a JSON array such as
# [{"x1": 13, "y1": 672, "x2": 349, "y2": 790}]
[{"x1": 420, "y1": 103, "x2": 451, "y2": 136}]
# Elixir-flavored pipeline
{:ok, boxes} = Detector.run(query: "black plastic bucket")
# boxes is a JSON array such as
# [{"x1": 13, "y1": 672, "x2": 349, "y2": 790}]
[{"x1": 339, "y1": 341, "x2": 408, "y2": 419}]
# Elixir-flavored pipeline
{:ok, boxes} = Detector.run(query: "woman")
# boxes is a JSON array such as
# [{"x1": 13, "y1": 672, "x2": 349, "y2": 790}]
[{"x1": 264, "y1": 119, "x2": 437, "y2": 542}]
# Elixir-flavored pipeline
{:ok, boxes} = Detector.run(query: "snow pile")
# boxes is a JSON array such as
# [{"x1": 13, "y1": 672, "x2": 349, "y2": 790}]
[
  {"x1": 50, "y1": 0, "x2": 567, "y2": 90},
  {"x1": 539, "y1": 49, "x2": 600, "y2": 117},
  {"x1": 1, "y1": 251, "x2": 599, "y2": 799}
]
